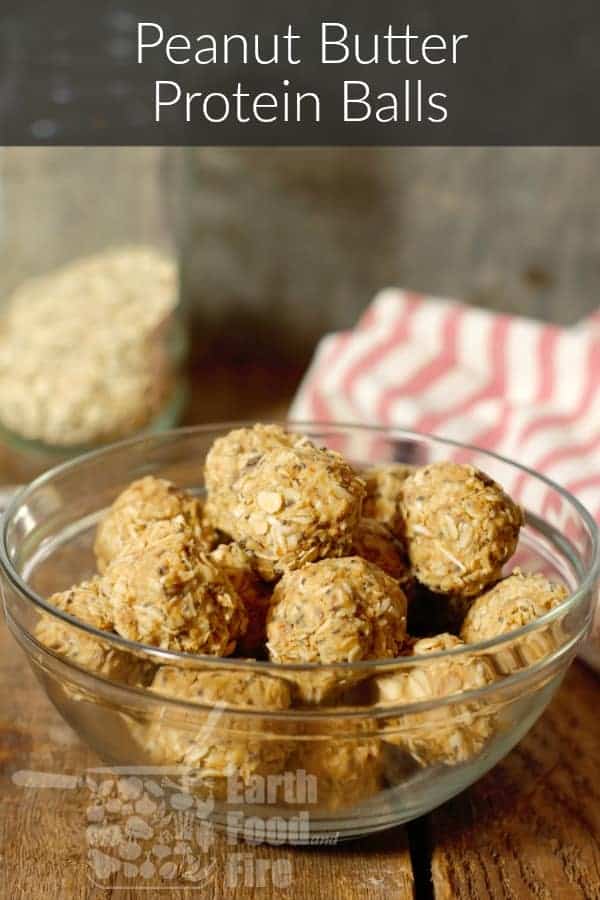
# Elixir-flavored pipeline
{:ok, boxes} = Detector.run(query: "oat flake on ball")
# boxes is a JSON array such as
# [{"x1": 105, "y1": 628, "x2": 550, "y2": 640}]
[
  {"x1": 267, "y1": 556, "x2": 407, "y2": 665},
  {"x1": 102, "y1": 524, "x2": 247, "y2": 655},
  {"x1": 401, "y1": 462, "x2": 523, "y2": 597},
  {"x1": 204, "y1": 424, "x2": 304, "y2": 536},
  {"x1": 94, "y1": 475, "x2": 218, "y2": 573}
]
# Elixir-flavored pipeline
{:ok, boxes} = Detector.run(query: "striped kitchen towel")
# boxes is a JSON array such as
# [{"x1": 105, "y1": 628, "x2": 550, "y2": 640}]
[
  {"x1": 290, "y1": 288, "x2": 600, "y2": 658},
  {"x1": 291, "y1": 288, "x2": 600, "y2": 521}
]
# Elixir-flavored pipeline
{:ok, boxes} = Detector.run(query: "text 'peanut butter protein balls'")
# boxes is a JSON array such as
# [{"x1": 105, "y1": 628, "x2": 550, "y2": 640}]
[
  {"x1": 216, "y1": 440, "x2": 366, "y2": 579},
  {"x1": 102, "y1": 523, "x2": 247, "y2": 655},
  {"x1": 267, "y1": 557, "x2": 408, "y2": 665},
  {"x1": 401, "y1": 462, "x2": 524, "y2": 597},
  {"x1": 94, "y1": 475, "x2": 218, "y2": 573}
]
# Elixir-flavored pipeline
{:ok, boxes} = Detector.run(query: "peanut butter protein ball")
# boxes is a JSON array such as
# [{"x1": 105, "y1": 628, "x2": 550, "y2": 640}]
[
  {"x1": 293, "y1": 723, "x2": 384, "y2": 811},
  {"x1": 363, "y1": 463, "x2": 415, "y2": 541},
  {"x1": 102, "y1": 524, "x2": 247, "y2": 655},
  {"x1": 220, "y1": 442, "x2": 365, "y2": 579},
  {"x1": 140, "y1": 666, "x2": 293, "y2": 797},
  {"x1": 95, "y1": 476, "x2": 217, "y2": 572},
  {"x1": 35, "y1": 579, "x2": 154, "y2": 687},
  {"x1": 351, "y1": 517, "x2": 410, "y2": 581},
  {"x1": 210, "y1": 542, "x2": 272, "y2": 655},
  {"x1": 267, "y1": 557, "x2": 407, "y2": 664},
  {"x1": 377, "y1": 633, "x2": 497, "y2": 766},
  {"x1": 45, "y1": 577, "x2": 113, "y2": 631},
  {"x1": 402, "y1": 462, "x2": 524, "y2": 597},
  {"x1": 204, "y1": 424, "x2": 303, "y2": 535},
  {"x1": 461, "y1": 570, "x2": 568, "y2": 642},
  {"x1": 204, "y1": 424, "x2": 299, "y2": 490}
]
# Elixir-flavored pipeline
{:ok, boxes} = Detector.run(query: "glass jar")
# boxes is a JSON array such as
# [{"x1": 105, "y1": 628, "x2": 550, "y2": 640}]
[{"x1": 0, "y1": 148, "x2": 187, "y2": 478}]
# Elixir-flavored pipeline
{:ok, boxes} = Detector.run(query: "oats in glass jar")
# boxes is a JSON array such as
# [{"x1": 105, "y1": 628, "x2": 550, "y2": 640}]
[{"x1": 0, "y1": 247, "x2": 179, "y2": 447}]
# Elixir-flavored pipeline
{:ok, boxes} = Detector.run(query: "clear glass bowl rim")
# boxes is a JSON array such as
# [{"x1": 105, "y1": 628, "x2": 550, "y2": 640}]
[{"x1": 2, "y1": 420, "x2": 598, "y2": 683}]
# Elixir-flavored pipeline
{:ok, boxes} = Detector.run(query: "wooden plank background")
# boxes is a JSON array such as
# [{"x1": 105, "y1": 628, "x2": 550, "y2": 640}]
[{"x1": 182, "y1": 147, "x2": 600, "y2": 362}]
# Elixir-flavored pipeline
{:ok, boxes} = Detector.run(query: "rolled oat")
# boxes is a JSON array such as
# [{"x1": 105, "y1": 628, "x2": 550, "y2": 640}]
[{"x1": 0, "y1": 247, "x2": 178, "y2": 446}]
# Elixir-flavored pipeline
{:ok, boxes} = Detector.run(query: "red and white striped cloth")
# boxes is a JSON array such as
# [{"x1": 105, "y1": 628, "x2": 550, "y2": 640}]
[{"x1": 290, "y1": 289, "x2": 600, "y2": 657}]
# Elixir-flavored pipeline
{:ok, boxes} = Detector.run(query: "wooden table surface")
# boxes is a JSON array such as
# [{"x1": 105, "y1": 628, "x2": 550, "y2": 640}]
[{"x1": 1, "y1": 367, "x2": 599, "y2": 899}]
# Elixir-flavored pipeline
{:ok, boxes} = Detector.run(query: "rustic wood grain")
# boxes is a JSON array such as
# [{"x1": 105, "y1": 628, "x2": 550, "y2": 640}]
[{"x1": 429, "y1": 662, "x2": 600, "y2": 900}]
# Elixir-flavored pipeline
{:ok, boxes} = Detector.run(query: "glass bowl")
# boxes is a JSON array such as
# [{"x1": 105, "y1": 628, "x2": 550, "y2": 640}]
[{"x1": 1, "y1": 423, "x2": 598, "y2": 842}]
